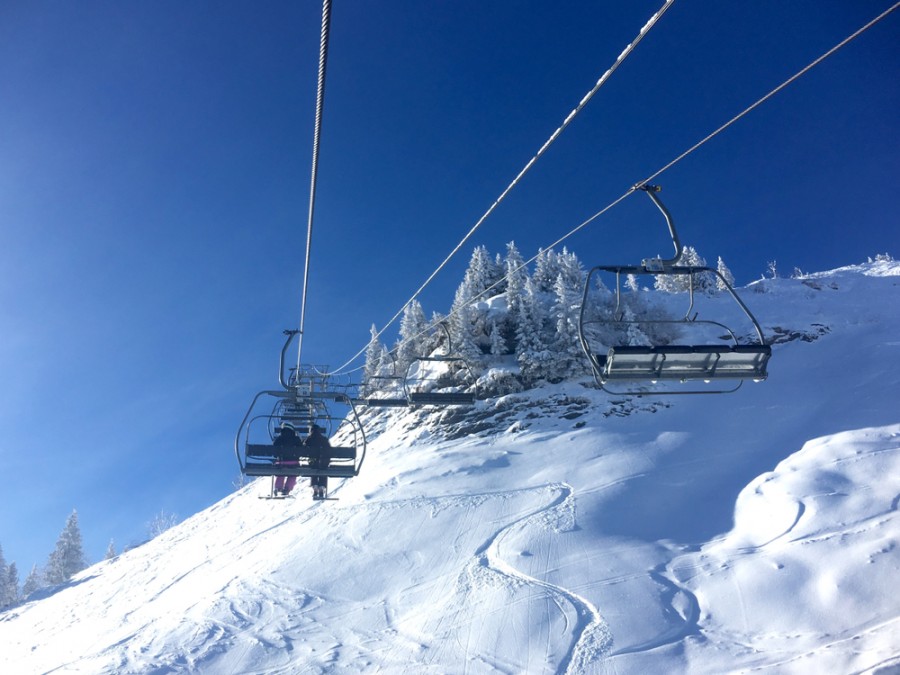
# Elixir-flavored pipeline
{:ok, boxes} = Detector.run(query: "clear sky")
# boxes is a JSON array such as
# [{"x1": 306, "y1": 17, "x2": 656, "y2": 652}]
[{"x1": 1, "y1": 1, "x2": 897, "y2": 572}]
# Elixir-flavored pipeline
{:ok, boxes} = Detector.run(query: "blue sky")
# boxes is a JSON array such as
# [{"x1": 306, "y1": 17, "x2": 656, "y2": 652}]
[{"x1": 1, "y1": 1, "x2": 897, "y2": 572}]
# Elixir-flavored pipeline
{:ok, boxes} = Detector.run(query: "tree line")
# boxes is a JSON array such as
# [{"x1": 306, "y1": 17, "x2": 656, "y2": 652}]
[
  {"x1": 1, "y1": 508, "x2": 178, "y2": 611},
  {"x1": 0, "y1": 511, "x2": 92, "y2": 611}
]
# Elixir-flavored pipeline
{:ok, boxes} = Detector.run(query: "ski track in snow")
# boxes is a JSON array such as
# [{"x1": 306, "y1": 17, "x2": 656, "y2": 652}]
[
  {"x1": 465, "y1": 483, "x2": 611, "y2": 675},
  {"x1": 347, "y1": 483, "x2": 611, "y2": 674},
  {"x1": 103, "y1": 483, "x2": 610, "y2": 674}
]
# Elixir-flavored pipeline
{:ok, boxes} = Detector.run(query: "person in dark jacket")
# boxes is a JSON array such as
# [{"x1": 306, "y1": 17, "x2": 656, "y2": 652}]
[
  {"x1": 304, "y1": 424, "x2": 332, "y2": 499},
  {"x1": 273, "y1": 422, "x2": 301, "y2": 496}
]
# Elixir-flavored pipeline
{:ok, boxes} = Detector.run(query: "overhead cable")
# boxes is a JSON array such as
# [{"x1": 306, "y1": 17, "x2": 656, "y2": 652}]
[{"x1": 296, "y1": 0, "x2": 333, "y2": 372}]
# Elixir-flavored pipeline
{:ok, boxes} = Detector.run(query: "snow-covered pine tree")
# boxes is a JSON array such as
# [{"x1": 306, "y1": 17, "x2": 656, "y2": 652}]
[
  {"x1": 105, "y1": 540, "x2": 117, "y2": 560},
  {"x1": 716, "y1": 256, "x2": 736, "y2": 292},
  {"x1": 363, "y1": 324, "x2": 383, "y2": 390},
  {"x1": 684, "y1": 246, "x2": 715, "y2": 293},
  {"x1": 653, "y1": 268, "x2": 681, "y2": 293},
  {"x1": 556, "y1": 247, "x2": 585, "y2": 292},
  {"x1": 552, "y1": 272, "x2": 586, "y2": 380},
  {"x1": 516, "y1": 277, "x2": 553, "y2": 383},
  {"x1": 45, "y1": 510, "x2": 86, "y2": 585},
  {"x1": 22, "y1": 564, "x2": 43, "y2": 599},
  {"x1": 0, "y1": 544, "x2": 9, "y2": 608},
  {"x1": 532, "y1": 248, "x2": 561, "y2": 293},
  {"x1": 653, "y1": 245, "x2": 712, "y2": 293},
  {"x1": 626, "y1": 274, "x2": 641, "y2": 293},
  {"x1": 396, "y1": 300, "x2": 427, "y2": 374},
  {"x1": 5, "y1": 562, "x2": 19, "y2": 608},
  {"x1": 622, "y1": 305, "x2": 652, "y2": 347},
  {"x1": 504, "y1": 241, "x2": 527, "y2": 301},
  {"x1": 492, "y1": 253, "x2": 506, "y2": 294},
  {"x1": 449, "y1": 277, "x2": 483, "y2": 364},
  {"x1": 462, "y1": 245, "x2": 501, "y2": 298},
  {"x1": 489, "y1": 318, "x2": 507, "y2": 356},
  {"x1": 503, "y1": 242, "x2": 528, "y2": 351}
]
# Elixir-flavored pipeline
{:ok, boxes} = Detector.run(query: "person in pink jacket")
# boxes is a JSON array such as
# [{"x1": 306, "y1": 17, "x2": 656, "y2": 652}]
[{"x1": 273, "y1": 422, "x2": 301, "y2": 495}]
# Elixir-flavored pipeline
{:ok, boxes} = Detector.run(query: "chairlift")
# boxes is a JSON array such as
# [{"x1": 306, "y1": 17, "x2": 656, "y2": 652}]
[
  {"x1": 363, "y1": 321, "x2": 476, "y2": 407},
  {"x1": 404, "y1": 321, "x2": 477, "y2": 406},
  {"x1": 360, "y1": 351, "x2": 410, "y2": 408},
  {"x1": 235, "y1": 331, "x2": 366, "y2": 495},
  {"x1": 578, "y1": 185, "x2": 771, "y2": 395}
]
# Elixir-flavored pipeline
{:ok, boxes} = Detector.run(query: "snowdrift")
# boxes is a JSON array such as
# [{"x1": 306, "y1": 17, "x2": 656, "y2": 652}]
[{"x1": 1, "y1": 262, "x2": 898, "y2": 674}]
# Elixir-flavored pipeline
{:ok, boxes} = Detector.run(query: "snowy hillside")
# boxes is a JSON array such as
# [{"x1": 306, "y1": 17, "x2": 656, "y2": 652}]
[{"x1": 1, "y1": 261, "x2": 899, "y2": 674}]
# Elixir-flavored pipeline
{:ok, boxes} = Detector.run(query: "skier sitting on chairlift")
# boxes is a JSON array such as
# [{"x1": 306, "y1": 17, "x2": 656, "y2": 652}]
[
  {"x1": 305, "y1": 424, "x2": 332, "y2": 500},
  {"x1": 273, "y1": 422, "x2": 301, "y2": 496}
]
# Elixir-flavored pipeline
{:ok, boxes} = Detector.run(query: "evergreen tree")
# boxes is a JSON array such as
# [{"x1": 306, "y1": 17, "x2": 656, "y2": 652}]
[
  {"x1": 5, "y1": 562, "x2": 19, "y2": 608},
  {"x1": 449, "y1": 278, "x2": 483, "y2": 363},
  {"x1": 684, "y1": 246, "x2": 715, "y2": 293},
  {"x1": 22, "y1": 564, "x2": 43, "y2": 599},
  {"x1": 532, "y1": 248, "x2": 561, "y2": 293},
  {"x1": 516, "y1": 277, "x2": 552, "y2": 382},
  {"x1": 551, "y1": 272, "x2": 586, "y2": 380},
  {"x1": 363, "y1": 324, "x2": 384, "y2": 389},
  {"x1": 556, "y1": 247, "x2": 585, "y2": 293},
  {"x1": 622, "y1": 306, "x2": 652, "y2": 347},
  {"x1": 0, "y1": 544, "x2": 9, "y2": 608},
  {"x1": 105, "y1": 540, "x2": 117, "y2": 561},
  {"x1": 379, "y1": 345, "x2": 395, "y2": 377},
  {"x1": 504, "y1": 241, "x2": 528, "y2": 352},
  {"x1": 396, "y1": 300, "x2": 428, "y2": 374},
  {"x1": 716, "y1": 256, "x2": 736, "y2": 292},
  {"x1": 504, "y1": 242, "x2": 527, "y2": 307},
  {"x1": 45, "y1": 510, "x2": 86, "y2": 585},
  {"x1": 653, "y1": 245, "x2": 712, "y2": 293},
  {"x1": 489, "y1": 318, "x2": 507, "y2": 356},
  {"x1": 626, "y1": 274, "x2": 641, "y2": 293},
  {"x1": 492, "y1": 253, "x2": 506, "y2": 294},
  {"x1": 462, "y1": 246, "x2": 499, "y2": 299}
]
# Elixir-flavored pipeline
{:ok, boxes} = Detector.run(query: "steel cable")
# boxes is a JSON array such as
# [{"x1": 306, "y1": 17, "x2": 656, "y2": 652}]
[{"x1": 296, "y1": 0, "x2": 333, "y2": 372}]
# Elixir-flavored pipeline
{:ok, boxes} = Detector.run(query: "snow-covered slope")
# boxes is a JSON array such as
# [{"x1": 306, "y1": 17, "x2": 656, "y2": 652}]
[{"x1": 2, "y1": 262, "x2": 899, "y2": 674}]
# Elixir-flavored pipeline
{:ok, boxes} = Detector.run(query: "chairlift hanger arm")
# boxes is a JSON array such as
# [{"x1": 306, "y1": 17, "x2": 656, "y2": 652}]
[
  {"x1": 279, "y1": 330, "x2": 300, "y2": 389},
  {"x1": 636, "y1": 184, "x2": 682, "y2": 270}
]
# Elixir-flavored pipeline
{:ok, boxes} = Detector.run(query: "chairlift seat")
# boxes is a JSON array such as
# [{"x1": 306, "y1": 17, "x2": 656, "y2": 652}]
[
  {"x1": 245, "y1": 444, "x2": 357, "y2": 461},
  {"x1": 244, "y1": 445, "x2": 357, "y2": 478},
  {"x1": 600, "y1": 344, "x2": 771, "y2": 381},
  {"x1": 364, "y1": 397, "x2": 410, "y2": 408},
  {"x1": 408, "y1": 391, "x2": 476, "y2": 406}
]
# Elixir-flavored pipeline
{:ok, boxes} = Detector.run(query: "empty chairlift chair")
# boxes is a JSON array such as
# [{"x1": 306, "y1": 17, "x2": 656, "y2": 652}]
[
  {"x1": 578, "y1": 185, "x2": 771, "y2": 395},
  {"x1": 405, "y1": 321, "x2": 477, "y2": 406},
  {"x1": 361, "y1": 352, "x2": 412, "y2": 408}
]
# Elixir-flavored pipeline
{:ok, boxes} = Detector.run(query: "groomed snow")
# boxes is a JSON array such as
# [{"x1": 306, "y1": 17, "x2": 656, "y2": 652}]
[{"x1": 1, "y1": 262, "x2": 898, "y2": 674}]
